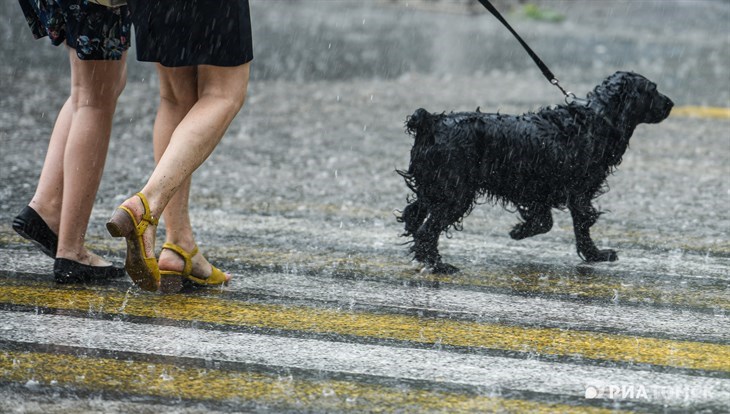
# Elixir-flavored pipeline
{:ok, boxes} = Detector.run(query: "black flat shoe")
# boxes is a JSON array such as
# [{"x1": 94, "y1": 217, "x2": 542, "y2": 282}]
[
  {"x1": 54, "y1": 258, "x2": 126, "y2": 284},
  {"x1": 12, "y1": 206, "x2": 58, "y2": 258}
]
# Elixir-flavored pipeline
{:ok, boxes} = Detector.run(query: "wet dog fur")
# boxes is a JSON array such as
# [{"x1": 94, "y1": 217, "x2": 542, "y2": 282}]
[{"x1": 397, "y1": 71, "x2": 673, "y2": 273}]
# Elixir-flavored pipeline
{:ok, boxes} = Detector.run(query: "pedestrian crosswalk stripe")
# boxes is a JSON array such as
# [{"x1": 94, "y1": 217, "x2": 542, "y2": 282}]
[
  {"x1": 6, "y1": 310, "x2": 728, "y2": 410},
  {"x1": 1, "y1": 284, "x2": 727, "y2": 372},
  {"x1": 223, "y1": 270, "x2": 728, "y2": 343},
  {"x1": 0, "y1": 350, "x2": 630, "y2": 413},
  {"x1": 671, "y1": 106, "x2": 730, "y2": 119}
]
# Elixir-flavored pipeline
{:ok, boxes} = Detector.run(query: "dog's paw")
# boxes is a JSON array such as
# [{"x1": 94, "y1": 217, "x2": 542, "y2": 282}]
[
  {"x1": 510, "y1": 220, "x2": 552, "y2": 240},
  {"x1": 424, "y1": 262, "x2": 460, "y2": 275},
  {"x1": 584, "y1": 249, "x2": 618, "y2": 262},
  {"x1": 509, "y1": 225, "x2": 528, "y2": 240}
]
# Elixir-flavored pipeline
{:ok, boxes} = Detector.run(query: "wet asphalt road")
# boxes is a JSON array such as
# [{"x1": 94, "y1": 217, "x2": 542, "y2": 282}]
[{"x1": 1, "y1": 0, "x2": 729, "y2": 412}]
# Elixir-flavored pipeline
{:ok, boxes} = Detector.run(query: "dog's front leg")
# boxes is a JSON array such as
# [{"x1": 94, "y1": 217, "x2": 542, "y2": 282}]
[{"x1": 568, "y1": 200, "x2": 618, "y2": 262}]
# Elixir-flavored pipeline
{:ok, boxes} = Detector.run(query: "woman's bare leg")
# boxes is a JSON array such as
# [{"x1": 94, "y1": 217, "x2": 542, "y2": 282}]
[
  {"x1": 120, "y1": 63, "x2": 249, "y2": 278},
  {"x1": 143, "y1": 63, "x2": 249, "y2": 213},
  {"x1": 28, "y1": 96, "x2": 73, "y2": 235},
  {"x1": 148, "y1": 66, "x2": 211, "y2": 276},
  {"x1": 56, "y1": 49, "x2": 127, "y2": 266}
]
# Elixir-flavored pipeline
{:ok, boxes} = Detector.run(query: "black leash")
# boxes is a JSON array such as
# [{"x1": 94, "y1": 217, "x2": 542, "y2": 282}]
[{"x1": 477, "y1": 0, "x2": 582, "y2": 104}]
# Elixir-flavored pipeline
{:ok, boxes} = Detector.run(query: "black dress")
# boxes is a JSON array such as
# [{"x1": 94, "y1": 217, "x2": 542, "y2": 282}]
[{"x1": 127, "y1": 0, "x2": 253, "y2": 67}]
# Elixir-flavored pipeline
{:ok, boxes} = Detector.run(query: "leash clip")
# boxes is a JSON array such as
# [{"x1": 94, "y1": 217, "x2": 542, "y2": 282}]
[
  {"x1": 565, "y1": 92, "x2": 589, "y2": 106},
  {"x1": 551, "y1": 78, "x2": 589, "y2": 106}
]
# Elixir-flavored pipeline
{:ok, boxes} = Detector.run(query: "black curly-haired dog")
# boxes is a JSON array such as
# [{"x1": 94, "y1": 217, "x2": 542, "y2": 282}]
[{"x1": 397, "y1": 71, "x2": 673, "y2": 273}]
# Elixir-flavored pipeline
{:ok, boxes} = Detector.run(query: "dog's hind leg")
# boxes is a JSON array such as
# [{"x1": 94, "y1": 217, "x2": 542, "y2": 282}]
[
  {"x1": 399, "y1": 198, "x2": 428, "y2": 237},
  {"x1": 568, "y1": 198, "x2": 618, "y2": 262},
  {"x1": 510, "y1": 205, "x2": 553, "y2": 240}
]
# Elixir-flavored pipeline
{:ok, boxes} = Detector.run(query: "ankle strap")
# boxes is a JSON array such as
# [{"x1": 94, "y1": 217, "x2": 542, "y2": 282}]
[
  {"x1": 136, "y1": 192, "x2": 159, "y2": 226},
  {"x1": 161, "y1": 242, "x2": 199, "y2": 277}
]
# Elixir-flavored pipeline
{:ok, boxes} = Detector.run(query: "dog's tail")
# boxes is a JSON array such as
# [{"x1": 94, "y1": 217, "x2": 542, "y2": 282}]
[
  {"x1": 397, "y1": 108, "x2": 439, "y2": 195},
  {"x1": 405, "y1": 108, "x2": 437, "y2": 147}
]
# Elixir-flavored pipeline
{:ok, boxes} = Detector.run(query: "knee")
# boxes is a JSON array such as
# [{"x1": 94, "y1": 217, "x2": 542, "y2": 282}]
[
  {"x1": 71, "y1": 85, "x2": 119, "y2": 114},
  {"x1": 231, "y1": 89, "x2": 247, "y2": 112},
  {"x1": 204, "y1": 87, "x2": 247, "y2": 115},
  {"x1": 197, "y1": 63, "x2": 250, "y2": 114},
  {"x1": 71, "y1": 73, "x2": 126, "y2": 115},
  {"x1": 159, "y1": 91, "x2": 197, "y2": 114},
  {"x1": 69, "y1": 55, "x2": 127, "y2": 113}
]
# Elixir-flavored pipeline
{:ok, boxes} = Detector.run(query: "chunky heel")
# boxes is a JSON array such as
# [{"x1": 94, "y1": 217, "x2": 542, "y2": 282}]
[
  {"x1": 159, "y1": 273, "x2": 184, "y2": 294},
  {"x1": 106, "y1": 208, "x2": 135, "y2": 238}
]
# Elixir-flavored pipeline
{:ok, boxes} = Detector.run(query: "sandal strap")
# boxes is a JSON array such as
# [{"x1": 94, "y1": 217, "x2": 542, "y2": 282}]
[
  {"x1": 161, "y1": 242, "x2": 198, "y2": 277},
  {"x1": 135, "y1": 192, "x2": 159, "y2": 226},
  {"x1": 127, "y1": 192, "x2": 158, "y2": 236}
]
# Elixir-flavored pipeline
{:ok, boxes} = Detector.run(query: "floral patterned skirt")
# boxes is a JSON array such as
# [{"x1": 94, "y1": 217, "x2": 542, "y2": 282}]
[{"x1": 18, "y1": 0, "x2": 131, "y2": 60}]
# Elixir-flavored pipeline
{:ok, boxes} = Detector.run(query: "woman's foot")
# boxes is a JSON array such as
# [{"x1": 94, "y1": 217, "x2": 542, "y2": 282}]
[
  {"x1": 158, "y1": 244, "x2": 228, "y2": 279},
  {"x1": 106, "y1": 193, "x2": 160, "y2": 292},
  {"x1": 57, "y1": 248, "x2": 113, "y2": 267},
  {"x1": 158, "y1": 241, "x2": 231, "y2": 293},
  {"x1": 54, "y1": 245, "x2": 125, "y2": 283}
]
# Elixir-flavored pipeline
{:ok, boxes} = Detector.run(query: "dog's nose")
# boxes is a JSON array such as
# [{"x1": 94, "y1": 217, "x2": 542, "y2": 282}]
[{"x1": 658, "y1": 96, "x2": 674, "y2": 118}]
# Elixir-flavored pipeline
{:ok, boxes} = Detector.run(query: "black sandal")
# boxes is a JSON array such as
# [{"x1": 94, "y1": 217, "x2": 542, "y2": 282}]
[{"x1": 54, "y1": 258, "x2": 126, "y2": 284}]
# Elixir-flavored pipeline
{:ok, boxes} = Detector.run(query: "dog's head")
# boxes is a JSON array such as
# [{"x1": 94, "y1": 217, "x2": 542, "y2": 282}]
[{"x1": 588, "y1": 71, "x2": 673, "y2": 127}]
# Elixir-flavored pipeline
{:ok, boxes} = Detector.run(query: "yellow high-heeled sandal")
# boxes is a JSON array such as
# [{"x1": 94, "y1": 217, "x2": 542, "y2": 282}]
[
  {"x1": 106, "y1": 192, "x2": 160, "y2": 292},
  {"x1": 159, "y1": 242, "x2": 229, "y2": 293}
]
